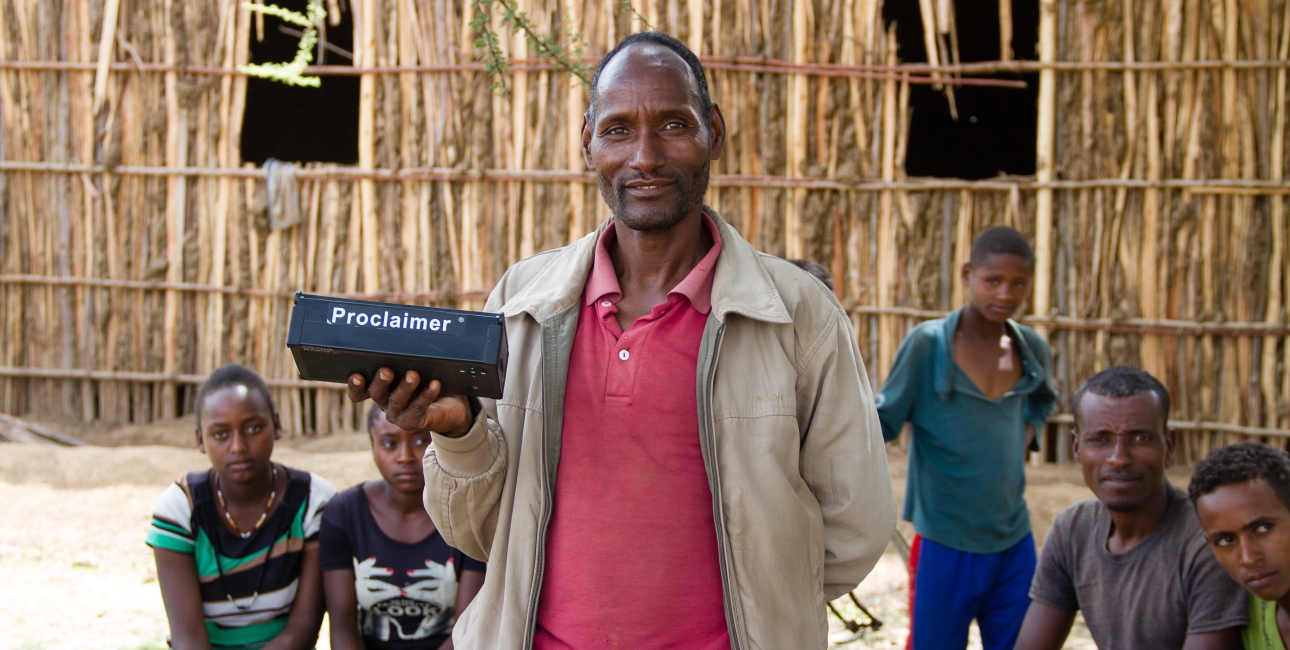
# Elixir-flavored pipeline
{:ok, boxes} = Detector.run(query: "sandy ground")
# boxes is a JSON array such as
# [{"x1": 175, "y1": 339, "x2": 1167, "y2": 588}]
[{"x1": 0, "y1": 417, "x2": 1196, "y2": 649}]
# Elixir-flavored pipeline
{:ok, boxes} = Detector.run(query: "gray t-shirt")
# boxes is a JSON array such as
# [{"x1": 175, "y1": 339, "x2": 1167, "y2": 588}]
[{"x1": 1030, "y1": 483, "x2": 1247, "y2": 649}]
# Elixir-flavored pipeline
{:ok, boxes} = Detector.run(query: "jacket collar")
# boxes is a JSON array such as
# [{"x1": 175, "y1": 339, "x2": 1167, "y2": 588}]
[
  {"x1": 501, "y1": 206, "x2": 791, "y2": 325},
  {"x1": 935, "y1": 307, "x2": 1042, "y2": 401}
]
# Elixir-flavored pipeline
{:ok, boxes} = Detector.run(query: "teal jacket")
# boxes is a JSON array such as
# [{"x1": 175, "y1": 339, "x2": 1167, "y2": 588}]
[{"x1": 876, "y1": 308, "x2": 1057, "y2": 554}]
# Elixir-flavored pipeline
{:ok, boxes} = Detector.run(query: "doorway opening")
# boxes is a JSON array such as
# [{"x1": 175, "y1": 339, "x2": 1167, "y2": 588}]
[
  {"x1": 882, "y1": 0, "x2": 1039, "y2": 179},
  {"x1": 240, "y1": 0, "x2": 360, "y2": 165}
]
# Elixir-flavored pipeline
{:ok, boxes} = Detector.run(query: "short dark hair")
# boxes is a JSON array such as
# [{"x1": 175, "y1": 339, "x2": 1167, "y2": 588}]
[
  {"x1": 195, "y1": 363, "x2": 277, "y2": 430},
  {"x1": 1189, "y1": 442, "x2": 1290, "y2": 510},
  {"x1": 588, "y1": 31, "x2": 712, "y2": 119},
  {"x1": 1072, "y1": 365, "x2": 1171, "y2": 428},
  {"x1": 970, "y1": 226, "x2": 1035, "y2": 268},
  {"x1": 789, "y1": 259, "x2": 835, "y2": 292}
]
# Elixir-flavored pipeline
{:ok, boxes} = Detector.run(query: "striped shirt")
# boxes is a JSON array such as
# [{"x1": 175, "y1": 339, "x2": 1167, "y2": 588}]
[{"x1": 146, "y1": 466, "x2": 335, "y2": 649}]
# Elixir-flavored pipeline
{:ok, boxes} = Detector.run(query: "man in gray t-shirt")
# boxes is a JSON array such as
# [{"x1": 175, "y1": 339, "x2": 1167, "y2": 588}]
[{"x1": 1015, "y1": 366, "x2": 1246, "y2": 650}]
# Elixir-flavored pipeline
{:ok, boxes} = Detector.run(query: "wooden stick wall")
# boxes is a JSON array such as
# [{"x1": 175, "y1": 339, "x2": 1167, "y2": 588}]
[{"x1": 0, "y1": 0, "x2": 1286, "y2": 463}]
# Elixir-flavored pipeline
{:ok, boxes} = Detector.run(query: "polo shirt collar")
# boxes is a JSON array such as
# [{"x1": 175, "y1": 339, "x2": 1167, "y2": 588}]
[
  {"x1": 501, "y1": 206, "x2": 790, "y2": 326},
  {"x1": 583, "y1": 212, "x2": 723, "y2": 314}
]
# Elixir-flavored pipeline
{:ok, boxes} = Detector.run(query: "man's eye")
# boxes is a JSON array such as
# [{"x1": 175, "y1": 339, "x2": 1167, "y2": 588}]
[
  {"x1": 247, "y1": 424, "x2": 261, "y2": 434},
  {"x1": 663, "y1": 121, "x2": 686, "y2": 129},
  {"x1": 382, "y1": 441, "x2": 396, "y2": 449},
  {"x1": 1215, "y1": 535, "x2": 1235, "y2": 547},
  {"x1": 211, "y1": 430, "x2": 228, "y2": 440},
  {"x1": 415, "y1": 438, "x2": 431, "y2": 447},
  {"x1": 1258, "y1": 523, "x2": 1274, "y2": 534},
  {"x1": 605, "y1": 126, "x2": 628, "y2": 135}
]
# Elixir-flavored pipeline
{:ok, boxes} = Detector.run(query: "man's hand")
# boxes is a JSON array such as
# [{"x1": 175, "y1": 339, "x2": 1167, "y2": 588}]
[
  {"x1": 1013, "y1": 601, "x2": 1076, "y2": 650},
  {"x1": 1180, "y1": 628, "x2": 1243, "y2": 650},
  {"x1": 347, "y1": 369, "x2": 473, "y2": 438}
]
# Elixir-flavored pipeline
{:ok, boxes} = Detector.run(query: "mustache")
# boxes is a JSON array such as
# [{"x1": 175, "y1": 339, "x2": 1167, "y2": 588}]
[
  {"x1": 615, "y1": 173, "x2": 681, "y2": 188},
  {"x1": 1100, "y1": 472, "x2": 1145, "y2": 481}
]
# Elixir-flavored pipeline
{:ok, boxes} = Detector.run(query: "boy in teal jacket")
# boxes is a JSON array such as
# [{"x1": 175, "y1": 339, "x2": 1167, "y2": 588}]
[{"x1": 877, "y1": 226, "x2": 1057, "y2": 650}]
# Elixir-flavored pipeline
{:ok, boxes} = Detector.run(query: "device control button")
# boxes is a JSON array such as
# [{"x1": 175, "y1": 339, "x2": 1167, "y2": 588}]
[{"x1": 618, "y1": 350, "x2": 630, "y2": 361}]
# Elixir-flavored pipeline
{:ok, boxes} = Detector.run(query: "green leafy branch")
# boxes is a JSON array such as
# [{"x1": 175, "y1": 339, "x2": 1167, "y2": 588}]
[
  {"x1": 470, "y1": 0, "x2": 511, "y2": 93},
  {"x1": 470, "y1": 0, "x2": 592, "y2": 95},
  {"x1": 239, "y1": 0, "x2": 327, "y2": 87},
  {"x1": 619, "y1": 0, "x2": 653, "y2": 29}
]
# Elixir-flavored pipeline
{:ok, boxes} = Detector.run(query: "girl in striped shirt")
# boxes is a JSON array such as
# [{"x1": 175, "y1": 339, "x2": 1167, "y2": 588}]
[{"x1": 147, "y1": 364, "x2": 336, "y2": 649}]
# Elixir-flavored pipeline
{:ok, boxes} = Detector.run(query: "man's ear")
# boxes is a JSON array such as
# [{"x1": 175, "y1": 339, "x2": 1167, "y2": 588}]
[
  {"x1": 195, "y1": 428, "x2": 205, "y2": 454},
  {"x1": 707, "y1": 103, "x2": 727, "y2": 161},
  {"x1": 960, "y1": 262, "x2": 973, "y2": 286},
  {"x1": 582, "y1": 113, "x2": 595, "y2": 170},
  {"x1": 1070, "y1": 429, "x2": 1080, "y2": 461},
  {"x1": 1164, "y1": 426, "x2": 1177, "y2": 461},
  {"x1": 273, "y1": 413, "x2": 284, "y2": 440}
]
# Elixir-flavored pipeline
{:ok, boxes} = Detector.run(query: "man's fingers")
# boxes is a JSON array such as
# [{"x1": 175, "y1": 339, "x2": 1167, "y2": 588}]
[
  {"x1": 366, "y1": 368, "x2": 397, "y2": 409},
  {"x1": 346, "y1": 373, "x2": 370, "y2": 404},
  {"x1": 407, "y1": 379, "x2": 445, "y2": 415},
  {"x1": 385, "y1": 370, "x2": 420, "y2": 416}
]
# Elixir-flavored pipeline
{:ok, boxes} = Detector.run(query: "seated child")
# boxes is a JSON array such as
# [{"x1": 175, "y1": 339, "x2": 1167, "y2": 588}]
[
  {"x1": 1190, "y1": 442, "x2": 1290, "y2": 650},
  {"x1": 146, "y1": 363, "x2": 336, "y2": 650},
  {"x1": 320, "y1": 405, "x2": 486, "y2": 650}
]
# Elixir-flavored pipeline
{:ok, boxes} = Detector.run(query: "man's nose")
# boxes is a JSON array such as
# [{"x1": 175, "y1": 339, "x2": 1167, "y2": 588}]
[
  {"x1": 629, "y1": 130, "x2": 665, "y2": 173},
  {"x1": 229, "y1": 431, "x2": 247, "y2": 453},
  {"x1": 1106, "y1": 438, "x2": 1130, "y2": 466}
]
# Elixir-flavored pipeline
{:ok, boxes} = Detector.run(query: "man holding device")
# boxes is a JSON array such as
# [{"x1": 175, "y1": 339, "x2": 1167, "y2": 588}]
[{"x1": 348, "y1": 31, "x2": 894, "y2": 649}]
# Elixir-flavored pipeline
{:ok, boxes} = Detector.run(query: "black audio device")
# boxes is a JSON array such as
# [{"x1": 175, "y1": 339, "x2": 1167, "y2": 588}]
[{"x1": 286, "y1": 292, "x2": 508, "y2": 399}]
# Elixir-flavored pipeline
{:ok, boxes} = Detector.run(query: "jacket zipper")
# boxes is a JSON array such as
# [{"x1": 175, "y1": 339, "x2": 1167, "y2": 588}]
[
  {"x1": 697, "y1": 320, "x2": 745, "y2": 650},
  {"x1": 522, "y1": 308, "x2": 576, "y2": 650}
]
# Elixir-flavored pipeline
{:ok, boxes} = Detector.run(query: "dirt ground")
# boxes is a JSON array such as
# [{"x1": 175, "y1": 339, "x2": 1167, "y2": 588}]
[{"x1": 0, "y1": 417, "x2": 1195, "y2": 649}]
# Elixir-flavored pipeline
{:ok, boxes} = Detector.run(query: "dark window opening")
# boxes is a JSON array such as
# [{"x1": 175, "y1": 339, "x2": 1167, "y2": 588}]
[
  {"x1": 241, "y1": 0, "x2": 360, "y2": 165},
  {"x1": 883, "y1": 0, "x2": 1039, "y2": 179}
]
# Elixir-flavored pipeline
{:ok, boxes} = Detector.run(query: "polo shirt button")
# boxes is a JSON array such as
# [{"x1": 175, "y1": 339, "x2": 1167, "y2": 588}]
[
  {"x1": 619, "y1": 350, "x2": 630, "y2": 361},
  {"x1": 601, "y1": 301, "x2": 613, "y2": 307}
]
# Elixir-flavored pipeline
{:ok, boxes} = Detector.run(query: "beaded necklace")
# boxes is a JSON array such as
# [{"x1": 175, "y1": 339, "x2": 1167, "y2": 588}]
[{"x1": 215, "y1": 464, "x2": 277, "y2": 539}]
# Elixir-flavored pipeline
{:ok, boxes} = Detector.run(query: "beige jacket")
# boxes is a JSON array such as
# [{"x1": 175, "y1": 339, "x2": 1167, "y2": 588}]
[{"x1": 423, "y1": 209, "x2": 896, "y2": 650}]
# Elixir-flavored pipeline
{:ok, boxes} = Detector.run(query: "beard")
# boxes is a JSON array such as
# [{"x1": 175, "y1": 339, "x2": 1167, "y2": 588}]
[{"x1": 597, "y1": 159, "x2": 711, "y2": 232}]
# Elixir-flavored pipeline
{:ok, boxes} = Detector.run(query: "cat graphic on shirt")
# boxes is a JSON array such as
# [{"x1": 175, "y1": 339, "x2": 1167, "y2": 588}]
[{"x1": 354, "y1": 556, "x2": 459, "y2": 641}]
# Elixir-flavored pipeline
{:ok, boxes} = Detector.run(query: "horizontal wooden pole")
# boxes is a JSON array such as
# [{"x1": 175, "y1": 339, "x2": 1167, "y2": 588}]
[
  {"x1": 1048, "y1": 414, "x2": 1290, "y2": 438},
  {"x1": 2, "y1": 161, "x2": 1288, "y2": 194},
  {"x1": 1, "y1": 366, "x2": 1285, "y2": 438},
  {"x1": 3, "y1": 275, "x2": 1284, "y2": 335},
  {"x1": 849, "y1": 305, "x2": 1290, "y2": 336},
  {"x1": 1, "y1": 57, "x2": 1288, "y2": 76},
  {"x1": 0, "y1": 275, "x2": 491, "y2": 301},
  {"x1": 0, "y1": 366, "x2": 347, "y2": 390},
  {"x1": 0, "y1": 60, "x2": 1024, "y2": 86}
]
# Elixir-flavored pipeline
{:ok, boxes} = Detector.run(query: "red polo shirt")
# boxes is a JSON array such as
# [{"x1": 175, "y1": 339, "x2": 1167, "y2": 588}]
[{"x1": 533, "y1": 215, "x2": 730, "y2": 650}]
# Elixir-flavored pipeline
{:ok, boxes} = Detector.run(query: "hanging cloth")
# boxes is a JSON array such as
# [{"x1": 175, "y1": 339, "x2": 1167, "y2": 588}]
[{"x1": 264, "y1": 158, "x2": 302, "y2": 230}]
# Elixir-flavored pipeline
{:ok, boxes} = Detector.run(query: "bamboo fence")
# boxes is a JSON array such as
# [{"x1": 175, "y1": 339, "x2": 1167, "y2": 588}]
[{"x1": 0, "y1": 0, "x2": 1287, "y2": 463}]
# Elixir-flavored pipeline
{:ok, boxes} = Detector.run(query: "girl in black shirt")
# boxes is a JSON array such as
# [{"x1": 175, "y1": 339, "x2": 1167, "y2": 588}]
[{"x1": 320, "y1": 406, "x2": 485, "y2": 649}]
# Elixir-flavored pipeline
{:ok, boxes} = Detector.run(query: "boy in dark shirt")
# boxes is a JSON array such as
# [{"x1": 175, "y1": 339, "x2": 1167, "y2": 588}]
[{"x1": 877, "y1": 226, "x2": 1056, "y2": 650}]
